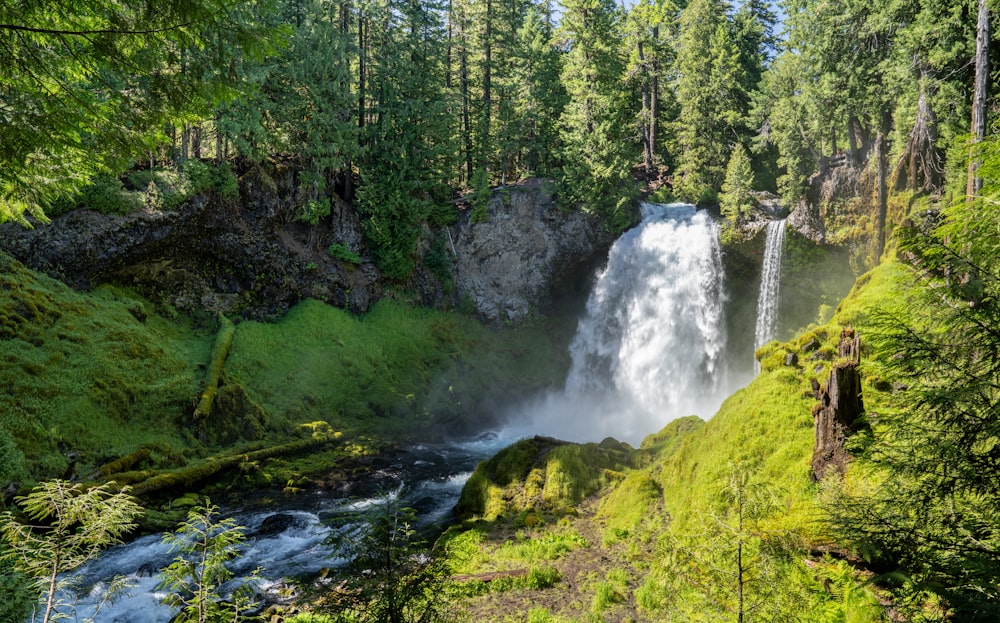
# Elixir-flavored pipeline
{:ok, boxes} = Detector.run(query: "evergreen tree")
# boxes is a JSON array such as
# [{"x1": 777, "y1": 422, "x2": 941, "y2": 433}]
[
  {"x1": 624, "y1": 0, "x2": 677, "y2": 176},
  {"x1": 509, "y1": 4, "x2": 567, "y2": 178},
  {"x1": 0, "y1": 481, "x2": 142, "y2": 623},
  {"x1": 321, "y1": 499, "x2": 449, "y2": 623},
  {"x1": 158, "y1": 502, "x2": 257, "y2": 623},
  {"x1": 673, "y1": 0, "x2": 747, "y2": 202},
  {"x1": 830, "y1": 188, "x2": 1000, "y2": 619},
  {"x1": 0, "y1": 0, "x2": 280, "y2": 223},
  {"x1": 557, "y1": 0, "x2": 637, "y2": 228},
  {"x1": 357, "y1": 0, "x2": 455, "y2": 279},
  {"x1": 720, "y1": 143, "x2": 756, "y2": 226}
]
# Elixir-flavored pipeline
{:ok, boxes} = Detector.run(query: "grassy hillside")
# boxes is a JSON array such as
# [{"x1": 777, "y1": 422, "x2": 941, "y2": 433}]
[
  {"x1": 0, "y1": 252, "x2": 575, "y2": 488},
  {"x1": 438, "y1": 259, "x2": 909, "y2": 622}
]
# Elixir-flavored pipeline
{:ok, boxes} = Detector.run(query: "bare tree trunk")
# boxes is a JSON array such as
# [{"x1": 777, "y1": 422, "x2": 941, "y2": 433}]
[
  {"x1": 191, "y1": 124, "x2": 202, "y2": 160},
  {"x1": 181, "y1": 123, "x2": 190, "y2": 165},
  {"x1": 874, "y1": 112, "x2": 890, "y2": 262},
  {"x1": 894, "y1": 72, "x2": 943, "y2": 192},
  {"x1": 483, "y1": 0, "x2": 492, "y2": 170},
  {"x1": 214, "y1": 118, "x2": 223, "y2": 164},
  {"x1": 650, "y1": 25, "x2": 659, "y2": 171},
  {"x1": 638, "y1": 40, "x2": 652, "y2": 174},
  {"x1": 967, "y1": 0, "x2": 990, "y2": 201}
]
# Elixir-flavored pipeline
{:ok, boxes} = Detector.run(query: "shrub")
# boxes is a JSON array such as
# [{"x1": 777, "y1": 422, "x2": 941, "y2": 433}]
[{"x1": 328, "y1": 242, "x2": 362, "y2": 265}]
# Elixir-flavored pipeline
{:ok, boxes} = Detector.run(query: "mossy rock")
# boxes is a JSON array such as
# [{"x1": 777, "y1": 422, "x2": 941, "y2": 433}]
[
  {"x1": 204, "y1": 382, "x2": 269, "y2": 446},
  {"x1": 455, "y1": 436, "x2": 637, "y2": 521}
]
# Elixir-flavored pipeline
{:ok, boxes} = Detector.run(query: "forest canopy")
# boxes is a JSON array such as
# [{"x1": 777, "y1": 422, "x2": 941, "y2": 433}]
[{"x1": 0, "y1": 0, "x2": 989, "y2": 279}]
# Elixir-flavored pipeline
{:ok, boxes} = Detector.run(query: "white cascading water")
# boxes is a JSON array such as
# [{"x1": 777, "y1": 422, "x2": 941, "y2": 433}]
[
  {"x1": 753, "y1": 219, "x2": 787, "y2": 368},
  {"x1": 516, "y1": 203, "x2": 728, "y2": 444}
]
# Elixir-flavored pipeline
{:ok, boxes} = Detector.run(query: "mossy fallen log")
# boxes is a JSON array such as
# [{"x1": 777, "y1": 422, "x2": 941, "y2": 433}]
[
  {"x1": 128, "y1": 433, "x2": 339, "y2": 497},
  {"x1": 85, "y1": 447, "x2": 153, "y2": 481},
  {"x1": 193, "y1": 313, "x2": 236, "y2": 427}
]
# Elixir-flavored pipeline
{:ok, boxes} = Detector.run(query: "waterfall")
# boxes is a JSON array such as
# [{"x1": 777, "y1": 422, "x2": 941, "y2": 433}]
[
  {"x1": 753, "y1": 219, "x2": 787, "y2": 367},
  {"x1": 517, "y1": 203, "x2": 728, "y2": 444}
]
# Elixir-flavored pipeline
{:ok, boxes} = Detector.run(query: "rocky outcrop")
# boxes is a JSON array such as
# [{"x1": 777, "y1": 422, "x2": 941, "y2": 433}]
[
  {"x1": 448, "y1": 179, "x2": 614, "y2": 322},
  {"x1": 0, "y1": 164, "x2": 378, "y2": 319},
  {"x1": 1, "y1": 171, "x2": 615, "y2": 323},
  {"x1": 810, "y1": 327, "x2": 866, "y2": 481}
]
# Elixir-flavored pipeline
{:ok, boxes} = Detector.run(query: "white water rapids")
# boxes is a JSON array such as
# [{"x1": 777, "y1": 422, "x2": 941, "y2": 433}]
[
  {"x1": 753, "y1": 219, "x2": 787, "y2": 369},
  {"x1": 511, "y1": 203, "x2": 729, "y2": 444},
  {"x1": 47, "y1": 436, "x2": 512, "y2": 623}
]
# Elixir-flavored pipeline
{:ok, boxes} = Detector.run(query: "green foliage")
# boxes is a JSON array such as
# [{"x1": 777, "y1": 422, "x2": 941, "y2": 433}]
[
  {"x1": 225, "y1": 297, "x2": 572, "y2": 437},
  {"x1": 423, "y1": 234, "x2": 453, "y2": 286},
  {"x1": 0, "y1": 480, "x2": 142, "y2": 623},
  {"x1": 0, "y1": 0, "x2": 280, "y2": 224},
  {"x1": 182, "y1": 160, "x2": 239, "y2": 200},
  {"x1": 455, "y1": 437, "x2": 635, "y2": 521},
  {"x1": 719, "y1": 143, "x2": 756, "y2": 225},
  {"x1": 470, "y1": 168, "x2": 492, "y2": 224},
  {"x1": 673, "y1": 0, "x2": 748, "y2": 201},
  {"x1": 0, "y1": 554, "x2": 34, "y2": 623},
  {"x1": 158, "y1": 502, "x2": 257, "y2": 623},
  {"x1": 557, "y1": 0, "x2": 638, "y2": 227},
  {"x1": 323, "y1": 500, "x2": 448, "y2": 623},
  {"x1": 827, "y1": 179, "x2": 1000, "y2": 618},
  {"x1": 328, "y1": 243, "x2": 362, "y2": 265},
  {"x1": 78, "y1": 174, "x2": 144, "y2": 216}
]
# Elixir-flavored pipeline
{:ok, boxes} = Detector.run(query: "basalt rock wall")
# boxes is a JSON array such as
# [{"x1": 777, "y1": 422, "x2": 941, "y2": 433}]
[{"x1": 1, "y1": 170, "x2": 614, "y2": 323}]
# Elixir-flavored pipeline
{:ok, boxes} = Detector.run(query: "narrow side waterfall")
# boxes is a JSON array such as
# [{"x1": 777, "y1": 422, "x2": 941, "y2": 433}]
[
  {"x1": 753, "y1": 219, "x2": 787, "y2": 365},
  {"x1": 516, "y1": 203, "x2": 728, "y2": 444}
]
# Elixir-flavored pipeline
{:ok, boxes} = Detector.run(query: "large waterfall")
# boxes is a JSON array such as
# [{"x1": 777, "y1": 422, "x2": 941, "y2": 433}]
[
  {"x1": 753, "y1": 219, "x2": 787, "y2": 366},
  {"x1": 517, "y1": 203, "x2": 728, "y2": 444}
]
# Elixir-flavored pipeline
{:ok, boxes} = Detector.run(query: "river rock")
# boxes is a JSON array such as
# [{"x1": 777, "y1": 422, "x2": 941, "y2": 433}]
[{"x1": 448, "y1": 180, "x2": 615, "y2": 322}]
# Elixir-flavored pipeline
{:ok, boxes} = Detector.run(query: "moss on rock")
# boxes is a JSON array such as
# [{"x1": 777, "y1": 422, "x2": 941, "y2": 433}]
[{"x1": 456, "y1": 436, "x2": 637, "y2": 522}]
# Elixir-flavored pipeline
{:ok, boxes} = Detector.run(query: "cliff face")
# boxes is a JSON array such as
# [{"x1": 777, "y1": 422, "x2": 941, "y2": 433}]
[
  {"x1": 0, "y1": 171, "x2": 613, "y2": 322},
  {"x1": 448, "y1": 180, "x2": 614, "y2": 322}
]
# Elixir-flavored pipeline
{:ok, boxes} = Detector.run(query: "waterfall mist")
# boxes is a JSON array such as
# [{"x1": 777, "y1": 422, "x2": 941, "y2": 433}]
[
  {"x1": 507, "y1": 203, "x2": 730, "y2": 445},
  {"x1": 753, "y1": 219, "x2": 787, "y2": 369}
]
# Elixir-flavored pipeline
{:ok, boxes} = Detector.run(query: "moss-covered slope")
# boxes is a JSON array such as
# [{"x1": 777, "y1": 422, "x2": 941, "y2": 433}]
[
  {"x1": 443, "y1": 260, "x2": 908, "y2": 622},
  {"x1": 0, "y1": 252, "x2": 575, "y2": 489}
]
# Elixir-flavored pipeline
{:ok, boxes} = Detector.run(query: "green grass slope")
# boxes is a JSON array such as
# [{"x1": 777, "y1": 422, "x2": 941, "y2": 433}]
[
  {"x1": 443, "y1": 260, "x2": 909, "y2": 622},
  {"x1": 0, "y1": 253, "x2": 211, "y2": 482},
  {"x1": 0, "y1": 252, "x2": 575, "y2": 489}
]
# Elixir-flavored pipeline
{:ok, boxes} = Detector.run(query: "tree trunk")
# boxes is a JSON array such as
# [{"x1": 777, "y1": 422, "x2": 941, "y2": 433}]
[
  {"x1": 181, "y1": 123, "x2": 190, "y2": 164},
  {"x1": 358, "y1": 9, "x2": 366, "y2": 133},
  {"x1": 874, "y1": 112, "x2": 890, "y2": 262},
  {"x1": 483, "y1": 0, "x2": 493, "y2": 169},
  {"x1": 446, "y1": 0, "x2": 453, "y2": 89},
  {"x1": 967, "y1": 0, "x2": 990, "y2": 201},
  {"x1": 650, "y1": 24, "x2": 659, "y2": 170},
  {"x1": 638, "y1": 40, "x2": 653, "y2": 174},
  {"x1": 461, "y1": 34, "x2": 473, "y2": 182}
]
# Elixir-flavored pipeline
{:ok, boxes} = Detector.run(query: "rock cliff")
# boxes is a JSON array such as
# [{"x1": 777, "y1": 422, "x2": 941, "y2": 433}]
[
  {"x1": 448, "y1": 180, "x2": 614, "y2": 322},
  {"x1": 1, "y1": 169, "x2": 613, "y2": 322}
]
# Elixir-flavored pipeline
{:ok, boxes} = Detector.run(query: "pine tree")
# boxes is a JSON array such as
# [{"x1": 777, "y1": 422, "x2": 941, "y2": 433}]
[
  {"x1": 557, "y1": 0, "x2": 637, "y2": 228},
  {"x1": 673, "y1": 0, "x2": 747, "y2": 202},
  {"x1": 158, "y1": 502, "x2": 257, "y2": 623},
  {"x1": 720, "y1": 143, "x2": 756, "y2": 225},
  {"x1": 509, "y1": 3, "x2": 567, "y2": 178}
]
